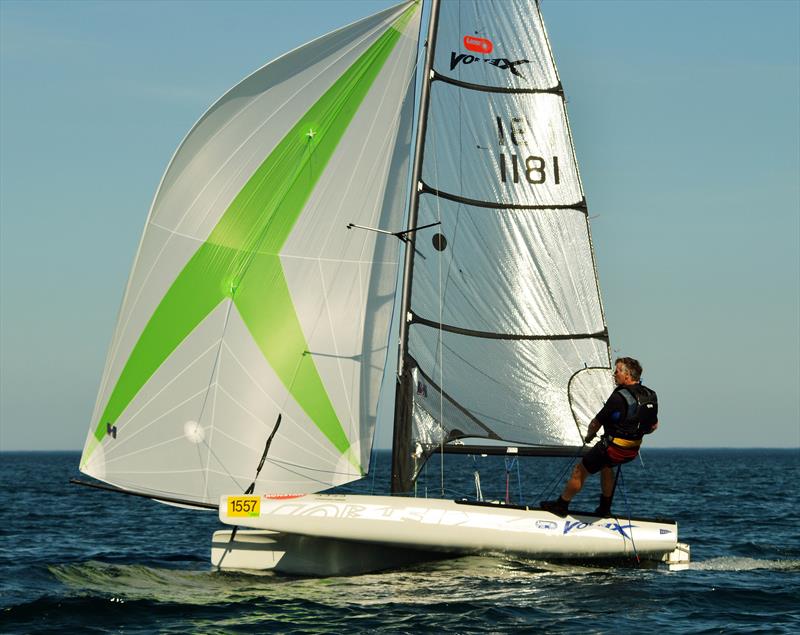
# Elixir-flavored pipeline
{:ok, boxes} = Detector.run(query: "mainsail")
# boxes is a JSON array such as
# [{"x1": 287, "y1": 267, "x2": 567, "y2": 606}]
[
  {"x1": 80, "y1": 2, "x2": 421, "y2": 506},
  {"x1": 393, "y1": 0, "x2": 613, "y2": 491}
]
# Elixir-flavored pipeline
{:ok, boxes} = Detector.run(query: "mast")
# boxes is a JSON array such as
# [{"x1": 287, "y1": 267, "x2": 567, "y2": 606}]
[{"x1": 391, "y1": 0, "x2": 441, "y2": 494}]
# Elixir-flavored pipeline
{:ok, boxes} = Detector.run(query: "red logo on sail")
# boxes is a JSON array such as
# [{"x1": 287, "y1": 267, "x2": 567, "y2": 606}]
[{"x1": 463, "y1": 35, "x2": 493, "y2": 54}]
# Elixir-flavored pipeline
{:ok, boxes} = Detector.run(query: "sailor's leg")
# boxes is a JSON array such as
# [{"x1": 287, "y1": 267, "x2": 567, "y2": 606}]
[
  {"x1": 542, "y1": 450, "x2": 600, "y2": 516},
  {"x1": 562, "y1": 462, "x2": 589, "y2": 501},
  {"x1": 600, "y1": 466, "x2": 615, "y2": 497}
]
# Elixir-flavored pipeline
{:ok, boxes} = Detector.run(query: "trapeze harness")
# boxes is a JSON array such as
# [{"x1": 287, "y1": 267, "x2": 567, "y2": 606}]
[{"x1": 603, "y1": 384, "x2": 658, "y2": 463}]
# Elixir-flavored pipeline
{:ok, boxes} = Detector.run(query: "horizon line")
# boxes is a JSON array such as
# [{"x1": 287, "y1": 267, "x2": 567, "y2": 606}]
[{"x1": 1, "y1": 446, "x2": 798, "y2": 453}]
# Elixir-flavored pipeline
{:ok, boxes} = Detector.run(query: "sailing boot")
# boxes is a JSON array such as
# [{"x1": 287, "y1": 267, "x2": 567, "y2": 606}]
[
  {"x1": 541, "y1": 496, "x2": 570, "y2": 517},
  {"x1": 595, "y1": 495, "x2": 613, "y2": 517}
]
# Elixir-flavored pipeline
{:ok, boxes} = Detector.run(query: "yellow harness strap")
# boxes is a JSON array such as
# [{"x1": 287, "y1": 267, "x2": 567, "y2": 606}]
[{"x1": 609, "y1": 437, "x2": 642, "y2": 448}]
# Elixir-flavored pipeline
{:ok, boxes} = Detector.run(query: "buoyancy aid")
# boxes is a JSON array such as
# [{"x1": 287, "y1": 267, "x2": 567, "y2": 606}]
[{"x1": 607, "y1": 383, "x2": 658, "y2": 441}]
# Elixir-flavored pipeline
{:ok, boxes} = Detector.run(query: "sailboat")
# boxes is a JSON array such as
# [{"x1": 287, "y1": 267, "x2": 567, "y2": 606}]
[{"x1": 76, "y1": 0, "x2": 689, "y2": 576}]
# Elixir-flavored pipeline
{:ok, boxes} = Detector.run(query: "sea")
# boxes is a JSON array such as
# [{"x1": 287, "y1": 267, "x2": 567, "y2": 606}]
[{"x1": 1, "y1": 449, "x2": 798, "y2": 633}]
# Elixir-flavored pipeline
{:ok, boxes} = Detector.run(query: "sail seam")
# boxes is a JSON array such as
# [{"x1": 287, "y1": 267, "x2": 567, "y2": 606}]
[
  {"x1": 419, "y1": 182, "x2": 587, "y2": 212},
  {"x1": 411, "y1": 313, "x2": 609, "y2": 342},
  {"x1": 214, "y1": 342, "x2": 342, "y2": 463},
  {"x1": 99, "y1": 335, "x2": 224, "y2": 458},
  {"x1": 211, "y1": 386, "x2": 340, "y2": 465}
]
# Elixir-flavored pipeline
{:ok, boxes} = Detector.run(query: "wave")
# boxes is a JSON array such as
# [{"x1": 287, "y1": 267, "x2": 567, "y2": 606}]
[
  {"x1": 6, "y1": 556, "x2": 798, "y2": 634},
  {"x1": 44, "y1": 556, "x2": 622, "y2": 610},
  {"x1": 689, "y1": 556, "x2": 800, "y2": 572},
  {"x1": 49, "y1": 561, "x2": 276, "y2": 605}
]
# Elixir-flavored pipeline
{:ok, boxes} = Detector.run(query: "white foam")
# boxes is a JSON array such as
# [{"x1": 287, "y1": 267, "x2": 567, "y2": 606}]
[{"x1": 690, "y1": 556, "x2": 800, "y2": 572}]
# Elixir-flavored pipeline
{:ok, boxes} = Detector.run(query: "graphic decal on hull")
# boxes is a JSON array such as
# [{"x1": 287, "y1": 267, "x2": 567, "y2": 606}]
[{"x1": 563, "y1": 520, "x2": 636, "y2": 539}]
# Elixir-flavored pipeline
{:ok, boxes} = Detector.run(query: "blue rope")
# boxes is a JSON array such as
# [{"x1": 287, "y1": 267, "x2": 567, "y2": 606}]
[{"x1": 500, "y1": 457, "x2": 524, "y2": 505}]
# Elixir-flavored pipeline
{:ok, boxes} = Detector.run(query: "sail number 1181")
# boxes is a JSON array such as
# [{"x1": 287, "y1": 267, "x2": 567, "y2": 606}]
[
  {"x1": 495, "y1": 116, "x2": 561, "y2": 185},
  {"x1": 499, "y1": 154, "x2": 560, "y2": 185}
]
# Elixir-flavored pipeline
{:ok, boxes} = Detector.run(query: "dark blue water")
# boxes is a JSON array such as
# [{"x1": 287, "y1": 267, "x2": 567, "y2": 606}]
[{"x1": 2, "y1": 449, "x2": 798, "y2": 633}]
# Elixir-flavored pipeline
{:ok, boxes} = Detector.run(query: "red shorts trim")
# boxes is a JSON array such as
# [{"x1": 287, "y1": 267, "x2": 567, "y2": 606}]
[
  {"x1": 606, "y1": 444, "x2": 639, "y2": 463},
  {"x1": 582, "y1": 441, "x2": 639, "y2": 474}
]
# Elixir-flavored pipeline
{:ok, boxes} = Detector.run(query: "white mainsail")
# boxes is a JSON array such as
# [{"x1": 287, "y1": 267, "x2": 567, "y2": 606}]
[
  {"x1": 395, "y1": 0, "x2": 613, "y2": 479},
  {"x1": 80, "y1": 2, "x2": 421, "y2": 505}
]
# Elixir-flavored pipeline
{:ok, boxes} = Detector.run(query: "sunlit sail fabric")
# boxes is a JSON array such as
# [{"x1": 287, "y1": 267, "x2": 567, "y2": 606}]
[
  {"x1": 401, "y1": 0, "x2": 613, "y2": 475},
  {"x1": 80, "y1": 2, "x2": 421, "y2": 505}
]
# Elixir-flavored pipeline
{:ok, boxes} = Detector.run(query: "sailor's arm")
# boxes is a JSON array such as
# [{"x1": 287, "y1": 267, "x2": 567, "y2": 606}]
[
  {"x1": 584, "y1": 418, "x2": 603, "y2": 443},
  {"x1": 644, "y1": 421, "x2": 659, "y2": 434}
]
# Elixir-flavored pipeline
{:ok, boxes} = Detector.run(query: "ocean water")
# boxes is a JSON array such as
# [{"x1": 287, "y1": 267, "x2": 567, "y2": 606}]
[{"x1": 1, "y1": 449, "x2": 798, "y2": 633}]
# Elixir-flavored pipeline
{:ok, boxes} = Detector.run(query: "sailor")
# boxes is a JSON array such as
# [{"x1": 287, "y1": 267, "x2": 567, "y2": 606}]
[{"x1": 541, "y1": 357, "x2": 659, "y2": 518}]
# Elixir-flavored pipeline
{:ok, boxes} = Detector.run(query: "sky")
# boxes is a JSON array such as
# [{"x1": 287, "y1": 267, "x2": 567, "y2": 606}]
[{"x1": 1, "y1": 0, "x2": 798, "y2": 452}]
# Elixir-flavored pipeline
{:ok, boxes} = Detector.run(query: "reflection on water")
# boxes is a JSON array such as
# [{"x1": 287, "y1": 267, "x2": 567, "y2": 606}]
[
  {"x1": 50, "y1": 553, "x2": 693, "y2": 609},
  {"x1": 48, "y1": 555, "x2": 617, "y2": 606}
]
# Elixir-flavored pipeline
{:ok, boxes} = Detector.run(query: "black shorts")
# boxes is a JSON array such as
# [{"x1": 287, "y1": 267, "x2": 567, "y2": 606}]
[{"x1": 582, "y1": 440, "x2": 638, "y2": 474}]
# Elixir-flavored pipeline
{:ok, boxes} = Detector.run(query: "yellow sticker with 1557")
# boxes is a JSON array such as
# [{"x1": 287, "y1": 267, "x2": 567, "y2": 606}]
[{"x1": 227, "y1": 496, "x2": 260, "y2": 517}]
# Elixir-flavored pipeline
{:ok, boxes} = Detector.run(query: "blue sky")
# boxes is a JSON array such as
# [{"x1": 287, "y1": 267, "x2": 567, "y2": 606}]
[{"x1": 1, "y1": 0, "x2": 798, "y2": 451}]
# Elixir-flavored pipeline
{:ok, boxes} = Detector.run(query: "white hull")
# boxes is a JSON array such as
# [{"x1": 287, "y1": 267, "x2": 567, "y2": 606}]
[
  {"x1": 213, "y1": 494, "x2": 686, "y2": 575},
  {"x1": 211, "y1": 529, "x2": 447, "y2": 576}
]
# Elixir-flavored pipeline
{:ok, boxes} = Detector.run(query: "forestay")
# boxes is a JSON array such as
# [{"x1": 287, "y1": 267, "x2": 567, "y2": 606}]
[
  {"x1": 80, "y1": 2, "x2": 421, "y2": 506},
  {"x1": 397, "y1": 0, "x2": 613, "y2": 485}
]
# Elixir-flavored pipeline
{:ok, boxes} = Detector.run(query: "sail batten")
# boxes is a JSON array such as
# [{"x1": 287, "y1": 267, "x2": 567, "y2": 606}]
[
  {"x1": 410, "y1": 315, "x2": 609, "y2": 341},
  {"x1": 419, "y1": 184, "x2": 587, "y2": 211},
  {"x1": 432, "y1": 71, "x2": 564, "y2": 95}
]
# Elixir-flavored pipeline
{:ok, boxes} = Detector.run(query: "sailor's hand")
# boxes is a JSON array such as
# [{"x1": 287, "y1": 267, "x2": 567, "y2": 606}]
[{"x1": 584, "y1": 432, "x2": 596, "y2": 444}]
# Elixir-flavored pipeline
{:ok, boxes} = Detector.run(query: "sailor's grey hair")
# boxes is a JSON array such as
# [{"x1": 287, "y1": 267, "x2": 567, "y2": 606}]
[{"x1": 615, "y1": 357, "x2": 642, "y2": 382}]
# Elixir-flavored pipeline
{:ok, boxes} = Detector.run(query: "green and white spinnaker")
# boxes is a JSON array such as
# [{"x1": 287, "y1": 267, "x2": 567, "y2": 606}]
[{"x1": 81, "y1": 2, "x2": 421, "y2": 505}]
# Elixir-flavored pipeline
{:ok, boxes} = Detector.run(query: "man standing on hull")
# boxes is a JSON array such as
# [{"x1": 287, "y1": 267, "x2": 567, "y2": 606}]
[{"x1": 542, "y1": 357, "x2": 659, "y2": 517}]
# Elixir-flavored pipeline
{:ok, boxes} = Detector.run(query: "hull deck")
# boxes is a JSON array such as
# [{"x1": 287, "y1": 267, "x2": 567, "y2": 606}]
[{"x1": 213, "y1": 493, "x2": 687, "y2": 575}]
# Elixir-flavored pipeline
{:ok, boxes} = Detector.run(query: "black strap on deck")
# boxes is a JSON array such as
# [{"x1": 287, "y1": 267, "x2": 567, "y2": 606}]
[
  {"x1": 219, "y1": 413, "x2": 282, "y2": 566},
  {"x1": 244, "y1": 414, "x2": 282, "y2": 495}
]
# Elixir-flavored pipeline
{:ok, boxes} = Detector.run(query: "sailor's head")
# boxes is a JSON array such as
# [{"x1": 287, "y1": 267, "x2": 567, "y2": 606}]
[{"x1": 614, "y1": 357, "x2": 642, "y2": 385}]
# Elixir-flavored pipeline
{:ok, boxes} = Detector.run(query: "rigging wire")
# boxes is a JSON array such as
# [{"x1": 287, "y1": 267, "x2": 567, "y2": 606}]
[
  {"x1": 536, "y1": 441, "x2": 586, "y2": 502},
  {"x1": 617, "y1": 464, "x2": 641, "y2": 566},
  {"x1": 504, "y1": 457, "x2": 512, "y2": 504},
  {"x1": 503, "y1": 456, "x2": 524, "y2": 505},
  {"x1": 195, "y1": 300, "x2": 236, "y2": 497}
]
